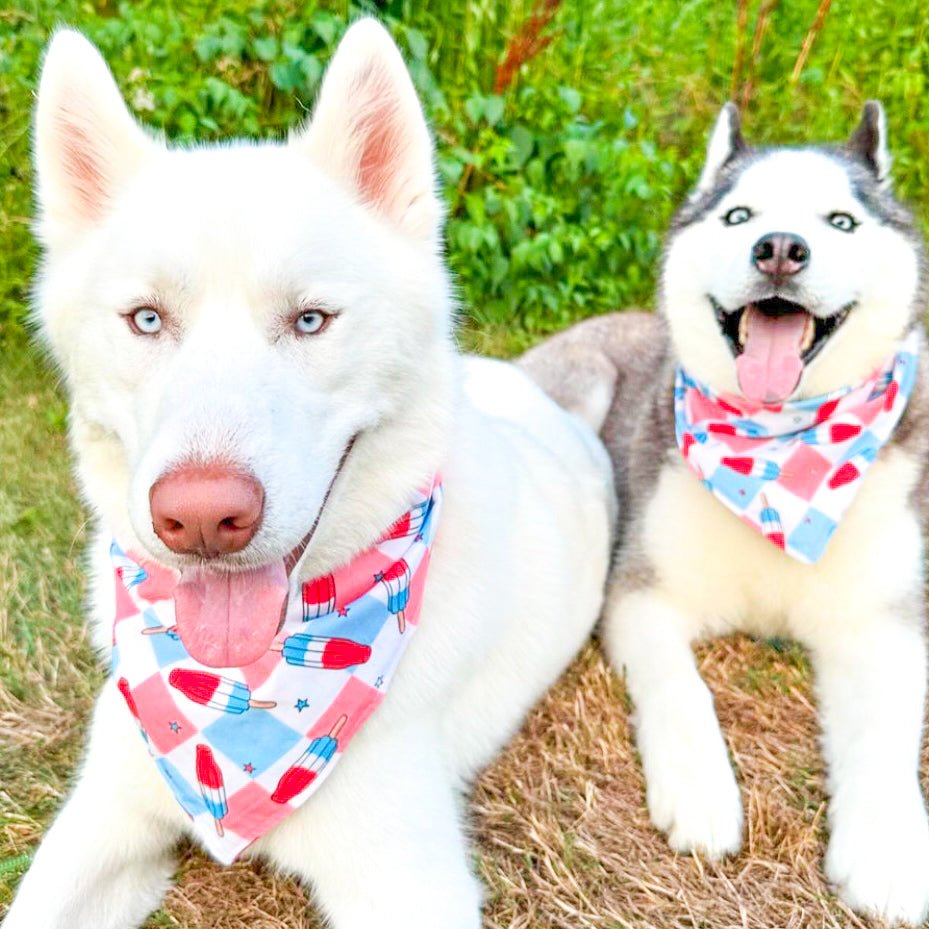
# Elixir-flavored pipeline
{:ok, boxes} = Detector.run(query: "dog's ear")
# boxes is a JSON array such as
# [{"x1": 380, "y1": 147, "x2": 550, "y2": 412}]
[
  {"x1": 34, "y1": 30, "x2": 156, "y2": 244},
  {"x1": 692, "y1": 103, "x2": 746, "y2": 198},
  {"x1": 295, "y1": 18, "x2": 441, "y2": 244},
  {"x1": 847, "y1": 100, "x2": 891, "y2": 189}
]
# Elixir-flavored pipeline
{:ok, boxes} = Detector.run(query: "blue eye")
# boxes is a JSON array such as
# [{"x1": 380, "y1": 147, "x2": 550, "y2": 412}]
[
  {"x1": 828, "y1": 212, "x2": 859, "y2": 232},
  {"x1": 294, "y1": 309, "x2": 330, "y2": 335},
  {"x1": 723, "y1": 206, "x2": 753, "y2": 226},
  {"x1": 130, "y1": 307, "x2": 162, "y2": 335}
]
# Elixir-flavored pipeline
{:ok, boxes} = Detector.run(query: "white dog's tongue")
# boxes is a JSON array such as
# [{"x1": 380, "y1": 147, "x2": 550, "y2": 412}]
[
  {"x1": 735, "y1": 306, "x2": 808, "y2": 404},
  {"x1": 174, "y1": 562, "x2": 289, "y2": 668}
]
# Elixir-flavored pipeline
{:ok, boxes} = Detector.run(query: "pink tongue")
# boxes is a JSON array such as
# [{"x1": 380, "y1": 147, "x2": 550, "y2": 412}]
[
  {"x1": 174, "y1": 562, "x2": 288, "y2": 668},
  {"x1": 735, "y1": 307, "x2": 808, "y2": 404}
]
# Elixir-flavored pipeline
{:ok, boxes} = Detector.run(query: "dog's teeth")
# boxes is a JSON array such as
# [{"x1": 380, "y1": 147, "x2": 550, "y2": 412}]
[
  {"x1": 801, "y1": 315, "x2": 815, "y2": 352},
  {"x1": 738, "y1": 311, "x2": 749, "y2": 348}
]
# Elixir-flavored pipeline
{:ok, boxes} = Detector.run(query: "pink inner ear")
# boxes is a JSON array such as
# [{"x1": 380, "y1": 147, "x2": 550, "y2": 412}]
[
  {"x1": 351, "y1": 64, "x2": 403, "y2": 210},
  {"x1": 56, "y1": 104, "x2": 108, "y2": 221}
]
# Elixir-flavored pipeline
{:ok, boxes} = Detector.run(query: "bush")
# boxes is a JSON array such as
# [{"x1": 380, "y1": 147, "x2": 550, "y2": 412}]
[{"x1": 1, "y1": 0, "x2": 927, "y2": 344}]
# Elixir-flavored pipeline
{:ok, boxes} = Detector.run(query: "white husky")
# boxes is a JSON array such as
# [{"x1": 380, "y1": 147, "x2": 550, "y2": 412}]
[{"x1": 3, "y1": 21, "x2": 613, "y2": 929}]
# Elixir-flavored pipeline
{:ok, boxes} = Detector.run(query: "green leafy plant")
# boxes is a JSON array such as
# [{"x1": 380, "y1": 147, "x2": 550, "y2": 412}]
[{"x1": 0, "y1": 0, "x2": 927, "y2": 346}]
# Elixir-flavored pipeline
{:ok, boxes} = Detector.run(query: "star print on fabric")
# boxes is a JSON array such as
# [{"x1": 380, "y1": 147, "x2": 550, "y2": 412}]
[
  {"x1": 108, "y1": 475, "x2": 444, "y2": 865},
  {"x1": 374, "y1": 675, "x2": 385, "y2": 689},
  {"x1": 415, "y1": 533, "x2": 424, "y2": 542},
  {"x1": 373, "y1": 572, "x2": 384, "y2": 583}
]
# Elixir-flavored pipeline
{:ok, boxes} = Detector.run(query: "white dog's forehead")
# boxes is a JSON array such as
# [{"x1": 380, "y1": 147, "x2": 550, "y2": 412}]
[
  {"x1": 721, "y1": 150, "x2": 860, "y2": 216},
  {"x1": 102, "y1": 144, "x2": 383, "y2": 299}
]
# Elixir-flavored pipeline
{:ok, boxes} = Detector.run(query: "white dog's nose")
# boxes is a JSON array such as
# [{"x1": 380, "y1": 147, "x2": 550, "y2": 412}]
[{"x1": 149, "y1": 465, "x2": 264, "y2": 556}]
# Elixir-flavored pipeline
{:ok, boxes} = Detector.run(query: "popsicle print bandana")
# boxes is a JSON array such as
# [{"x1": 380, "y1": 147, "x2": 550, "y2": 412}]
[
  {"x1": 674, "y1": 329, "x2": 920, "y2": 563},
  {"x1": 111, "y1": 478, "x2": 443, "y2": 864}
]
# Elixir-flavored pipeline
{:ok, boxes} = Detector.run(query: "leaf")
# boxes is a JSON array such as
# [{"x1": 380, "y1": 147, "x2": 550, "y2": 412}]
[
  {"x1": 464, "y1": 95, "x2": 484, "y2": 126},
  {"x1": 483, "y1": 95, "x2": 505, "y2": 127},
  {"x1": 253, "y1": 36, "x2": 278, "y2": 62},
  {"x1": 508, "y1": 125, "x2": 536, "y2": 168},
  {"x1": 558, "y1": 86, "x2": 582, "y2": 114},
  {"x1": 270, "y1": 59, "x2": 301, "y2": 92},
  {"x1": 301, "y1": 54, "x2": 323, "y2": 87},
  {"x1": 312, "y1": 12, "x2": 340, "y2": 46},
  {"x1": 405, "y1": 28, "x2": 429, "y2": 62}
]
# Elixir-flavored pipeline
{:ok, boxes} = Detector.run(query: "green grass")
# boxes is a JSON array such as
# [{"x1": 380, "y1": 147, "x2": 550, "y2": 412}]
[
  {"x1": 0, "y1": 336, "x2": 99, "y2": 906},
  {"x1": 1, "y1": 0, "x2": 928, "y2": 923}
]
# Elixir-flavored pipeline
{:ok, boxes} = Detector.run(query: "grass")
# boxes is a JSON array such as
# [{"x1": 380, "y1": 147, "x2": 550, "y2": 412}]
[{"x1": 2, "y1": 0, "x2": 929, "y2": 926}]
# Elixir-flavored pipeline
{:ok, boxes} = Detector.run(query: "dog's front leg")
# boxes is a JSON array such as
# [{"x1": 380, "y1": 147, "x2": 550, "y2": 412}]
[
  {"x1": 603, "y1": 584, "x2": 744, "y2": 859},
  {"x1": 262, "y1": 719, "x2": 482, "y2": 929},
  {"x1": 3, "y1": 681, "x2": 183, "y2": 929},
  {"x1": 812, "y1": 604, "x2": 929, "y2": 924}
]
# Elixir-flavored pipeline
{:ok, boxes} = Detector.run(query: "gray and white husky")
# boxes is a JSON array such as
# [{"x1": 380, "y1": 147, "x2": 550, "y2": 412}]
[{"x1": 522, "y1": 103, "x2": 929, "y2": 923}]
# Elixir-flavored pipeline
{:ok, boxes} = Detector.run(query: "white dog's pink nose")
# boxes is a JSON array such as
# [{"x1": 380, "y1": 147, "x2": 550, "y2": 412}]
[{"x1": 150, "y1": 466, "x2": 264, "y2": 556}]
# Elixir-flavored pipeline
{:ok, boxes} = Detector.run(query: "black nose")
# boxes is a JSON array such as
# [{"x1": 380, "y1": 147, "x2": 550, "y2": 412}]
[{"x1": 752, "y1": 233, "x2": 810, "y2": 281}]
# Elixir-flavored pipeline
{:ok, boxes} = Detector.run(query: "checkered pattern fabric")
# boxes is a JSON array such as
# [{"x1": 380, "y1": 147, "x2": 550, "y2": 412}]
[
  {"x1": 674, "y1": 330, "x2": 920, "y2": 563},
  {"x1": 111, "y1": 478, "x2": 443, "y2": 864}
]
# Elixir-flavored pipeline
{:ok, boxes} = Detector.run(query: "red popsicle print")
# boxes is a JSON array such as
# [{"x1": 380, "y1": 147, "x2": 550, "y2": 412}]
[
  {"x1": 271, "y1": 715, "x2": 347, "y2": 804},
  {"x1": 271, "y1": 634, "x2": 372, "y2": 670},
  {"x1": 829, "y1": 461, "x2": 860, "y2": 490},
  {"x1": 884, "y1": 379, "x2": 899, "y2": 411},
  {"x1": 117, "y1": 677, "x2": 141, "y2": 721},
  {"x1": 303, "y1": 574, "x2": 336, "y2": 620},
  {"x1": 195, "y1": 744, "x2": 228, "y2": 837},
  {"x1": 378, "y1": 559, "x2": 412, "y2": 634},
  {"x1": 169, "y1": 669, "x2": 276, "y2": 713}
]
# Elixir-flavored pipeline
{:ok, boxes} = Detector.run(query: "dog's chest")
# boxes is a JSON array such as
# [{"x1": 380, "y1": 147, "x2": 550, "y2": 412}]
[{"x1": 638, "y1": 447, "x2": 924, "y2": 639}]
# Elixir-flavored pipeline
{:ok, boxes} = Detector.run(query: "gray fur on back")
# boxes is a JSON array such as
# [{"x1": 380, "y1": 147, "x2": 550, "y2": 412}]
[{"x1": 519, "y1": 312, "x2": 676, "y2": 554}]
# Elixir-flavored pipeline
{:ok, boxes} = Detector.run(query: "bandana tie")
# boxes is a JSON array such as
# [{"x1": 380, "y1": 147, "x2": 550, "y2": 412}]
[
  {"x1": 111, "y1": 478, "x2": 443, "y2": 863},
  {"x1": 674, "y1": 331, "x2": 919, "y2": 563}
]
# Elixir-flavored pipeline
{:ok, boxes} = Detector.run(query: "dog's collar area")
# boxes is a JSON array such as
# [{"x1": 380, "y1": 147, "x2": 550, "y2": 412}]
[
  {"x1": 710, "y1": 295, "x2": 855, "y2": 366},
  {"x1": 673, "y1": 328, "x2": 919, "y2": 562}
]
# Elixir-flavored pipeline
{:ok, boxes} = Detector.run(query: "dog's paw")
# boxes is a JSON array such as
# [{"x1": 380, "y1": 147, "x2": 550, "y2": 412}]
[
  {"x1": 643, "y1": 733, "x2": 743, "y2": 860},
  {"x1": 826, "y1": 791, "x2": 929, "y2": 925}
]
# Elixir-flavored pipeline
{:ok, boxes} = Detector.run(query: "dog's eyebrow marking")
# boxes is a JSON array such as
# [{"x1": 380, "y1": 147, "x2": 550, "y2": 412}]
[{"x1": 671, "y1": 173, "x2": 738, "y2": 230}]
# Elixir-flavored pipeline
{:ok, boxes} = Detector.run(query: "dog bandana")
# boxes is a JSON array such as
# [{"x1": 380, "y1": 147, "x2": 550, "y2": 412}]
[
  {"x1": 111, "y1": 478, "x2": 443, "y2": 864},
  {"x1": 674, "y1": 330, "x2": 920, "y2": 563}
]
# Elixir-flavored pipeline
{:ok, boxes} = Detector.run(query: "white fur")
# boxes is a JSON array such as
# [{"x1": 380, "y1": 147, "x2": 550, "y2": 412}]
[
  {"x1": 871, "y1": 103, "x2": 893, "y2": 188},
  {"x1": 5, "y1": 22, "x2": 614, "y2": 929},
  {"x1": 664, "y1": 149, "x2": 920, "y2": 398}
]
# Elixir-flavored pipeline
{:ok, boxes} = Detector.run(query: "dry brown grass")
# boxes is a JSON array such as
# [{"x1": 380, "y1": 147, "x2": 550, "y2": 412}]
[
  {"x1": 474, "y1": 639, "x2": 864, "y2": 929},
  {"x1": 5, "y1": 632, "x2": 923, "y2": 927}
]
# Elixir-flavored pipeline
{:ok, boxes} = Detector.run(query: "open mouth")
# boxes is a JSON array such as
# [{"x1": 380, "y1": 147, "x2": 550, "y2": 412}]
[
  {"x1": 710, "y1": 296, "x2": 853, "y2": 404},
  {"x1": 170, "y1": 437, "x2": 357, "y2": 668}
]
